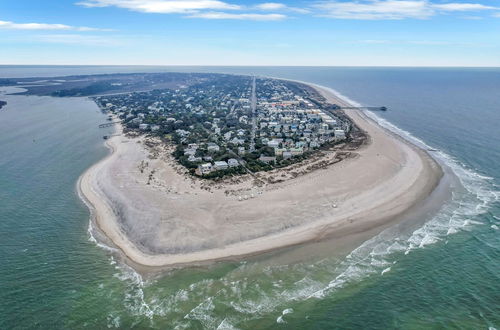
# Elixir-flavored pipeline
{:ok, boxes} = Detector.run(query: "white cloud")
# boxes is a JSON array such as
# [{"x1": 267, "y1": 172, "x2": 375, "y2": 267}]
[
  {"x1": 76, "y1": 0, "x2": 498, "y2": 21},
  {"x1": 315, "y1": 0, "x2": 434, "y2": 19},
  {"x1": 314, "y1": 1, "x2": 498, "y2": 20},
  {"x1": 254, "y1": 2, "x2": 310, "y2": 13},
  {"x1": 77, "y1": 0, "x2": 300, "y2": 19},
  {"x1": 255, "y1": 2, "x2": 287, "y2": 10},
  {"x1": 77, "y1": 0, "x2": 241, "y2": 13},
  {"x1": 432, "y1": 3, "x2": 497, "y2": 11},
  {"x1": 188, "y1": 11, "x2": 287, "y2": 20},
  {"x1": 355, "y1": 39, "x2": 484, "y2": 46},
  {"x1": 0, "y1": 20, "x2": 107, "y2": 31}
]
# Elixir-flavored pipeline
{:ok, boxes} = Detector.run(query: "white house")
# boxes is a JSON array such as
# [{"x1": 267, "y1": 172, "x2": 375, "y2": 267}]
[
  {"x1": 188, "y1": 155, "x2": 202, "y2": 163},
  {"x1": 289, "y1": 147, "x2": 304, "y2": 156},
  {"x1": 230, "y1": 137, "x2": 245, "y2": 145},
  {"x1": 259, "y1": 155, "x2": 276, "y2": 164},
  {"x1": 198, "y1": 163, "x2": 212, "y2": 175},
  {"x1": 228, "y1": 158, "x2": 239, "y2": 167},
  {"x1": 207, "y1": 142, "x2": 220, "y2": 152},
  {"x1": 334, "y1": 129, "x2": 346, "y2": 140},
  {"x1": 267, "y1": 139, "x2": 281, "y2": 148},
  {"x1": 214, "y1": 161, "x2": 228, "y2": 170},
  {"x1": 184, "y1": 148, "x2": 196, "y2": 156}
]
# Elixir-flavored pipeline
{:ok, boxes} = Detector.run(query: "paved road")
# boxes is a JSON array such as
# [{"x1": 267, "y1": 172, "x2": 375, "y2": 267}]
[{"x1": 250, "y1": 76, "x2": 257, "y2": 152}]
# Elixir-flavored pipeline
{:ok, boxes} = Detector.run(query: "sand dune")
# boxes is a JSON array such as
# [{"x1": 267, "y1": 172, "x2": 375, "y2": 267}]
[{"x1": 78, "y1": 82, "x2": 443, "y2": 268}]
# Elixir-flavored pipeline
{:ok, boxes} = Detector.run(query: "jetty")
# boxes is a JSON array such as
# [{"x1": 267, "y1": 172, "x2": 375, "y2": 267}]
[
  {"x1": 334, "y1": 105, "x2": 387, "y2": 111},
  {"x1": 103, "y1": 134, "x2": 120, "y2": 140},
  {"x1": 98, "y1": 121, "x2": 121, "y2": 128}
]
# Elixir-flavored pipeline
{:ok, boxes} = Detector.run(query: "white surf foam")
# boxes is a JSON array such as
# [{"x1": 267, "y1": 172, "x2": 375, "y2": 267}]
[
  {"x1": 110, "y1": 262, "x2": 160, "y2": 326},
  {"x1": 304, "y1": 85, "x2": 498, "y2": 299},
  {"x1": 106, "y1": 313, "x2": 121, "y2": 328},
  {"x1": 87, "y1": 220, "x2": 119, "y2": 253},
  {"x1": 216, "y1": 318, "x2": 238, "y2": 330}
]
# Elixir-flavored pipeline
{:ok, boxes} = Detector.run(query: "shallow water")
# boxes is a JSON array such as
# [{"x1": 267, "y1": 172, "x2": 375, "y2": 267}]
[{"x1": 0, "y1": 67, "x2": 499, "y2": 329}]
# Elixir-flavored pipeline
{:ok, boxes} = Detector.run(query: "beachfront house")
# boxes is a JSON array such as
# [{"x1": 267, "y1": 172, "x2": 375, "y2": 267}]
[
  {"x1": 334, "y1": 129, "x2": 346, "y2": 140},
  {"x1": 259, "y1": 155, "x2": 276, "y2": 164},
  {"x1": 290, "y1": 147, "x2": 304, "y2": 156},
  {"x1": 274, "y1": 148, "x2": 286, "y2": 156},
  {"x1": 188, "y1": 155, "x2": 202, "y2": 163},
  {"x1": 214, "y1": 161, "x2": 228, "y2": 170},
  {"x1": 198, "y1": 163, "x2": 212, "y2": 175}
]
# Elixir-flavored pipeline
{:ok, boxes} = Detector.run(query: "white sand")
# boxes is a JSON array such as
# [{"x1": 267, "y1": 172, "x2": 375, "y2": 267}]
[{"x1": 78, "y1": 83, "x2": 443, "y2": 267}]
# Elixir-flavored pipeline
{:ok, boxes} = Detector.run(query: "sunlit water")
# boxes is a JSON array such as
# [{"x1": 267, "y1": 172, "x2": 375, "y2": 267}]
[{"x1": 0, "y1": 67, "x2": 498, "y2": 329}]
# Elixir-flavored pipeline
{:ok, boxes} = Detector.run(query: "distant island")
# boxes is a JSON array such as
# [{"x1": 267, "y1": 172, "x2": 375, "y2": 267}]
[{"x1": 8, "y1": 72, "x2": 212, "y2": 96}]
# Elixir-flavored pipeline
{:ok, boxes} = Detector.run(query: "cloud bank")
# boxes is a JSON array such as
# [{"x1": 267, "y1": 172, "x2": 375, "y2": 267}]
[
  {"x1": 0, "y1": 20, "x2": 107, "y2": 31},
  {"x1": 77, "y1": 0, "x2": 290, "y2": 20},
  {"x1": 314, "y1": 1, "x2": 499, "y2": 20},
  {"x1": 189, "y1": 11, "x2": 286, "y2": 20},
  {"x1": 77, "y1": 0, "x2": 242, "y2": 13}
]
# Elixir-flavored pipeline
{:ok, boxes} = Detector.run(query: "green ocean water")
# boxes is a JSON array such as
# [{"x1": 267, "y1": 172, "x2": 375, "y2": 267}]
[{"x1": 0, "y1": 67, "x2": 499, "y2": 329}]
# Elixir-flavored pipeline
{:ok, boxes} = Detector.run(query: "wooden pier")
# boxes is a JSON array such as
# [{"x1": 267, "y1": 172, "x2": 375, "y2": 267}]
[{"x1": 98, "y1": 121, "x2": 121, "y2": 128}]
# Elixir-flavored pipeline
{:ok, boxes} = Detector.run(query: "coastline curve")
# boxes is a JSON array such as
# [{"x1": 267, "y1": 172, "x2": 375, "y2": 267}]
[{"x1": 78, "y1": 79, "x2": 444, "y2": 268}]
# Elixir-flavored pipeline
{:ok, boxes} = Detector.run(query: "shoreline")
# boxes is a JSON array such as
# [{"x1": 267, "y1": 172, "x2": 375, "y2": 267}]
[{"x1": 78, "y1": 80, "x2": 444, "y2": 269}]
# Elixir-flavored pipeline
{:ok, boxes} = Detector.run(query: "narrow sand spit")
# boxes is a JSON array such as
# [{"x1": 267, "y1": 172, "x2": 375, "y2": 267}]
[{"x1": 78, "y1": 82, "x2": 443, "y2": 267}]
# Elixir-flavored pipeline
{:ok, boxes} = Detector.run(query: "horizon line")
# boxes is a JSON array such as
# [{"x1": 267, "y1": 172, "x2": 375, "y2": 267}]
[{"x1": 1, "y1": 64, "x2": 499, "y2": 68}]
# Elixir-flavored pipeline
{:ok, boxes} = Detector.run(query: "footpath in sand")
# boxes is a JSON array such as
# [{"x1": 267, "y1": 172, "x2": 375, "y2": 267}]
[{"x1": 79, "y1": 83, "x2": 443, "y2": 267}]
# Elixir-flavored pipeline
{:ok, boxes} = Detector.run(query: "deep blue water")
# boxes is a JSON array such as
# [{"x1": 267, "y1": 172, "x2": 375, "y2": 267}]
[{"x1": 0, "y1": 67, "x2": 498, "y2": 329}]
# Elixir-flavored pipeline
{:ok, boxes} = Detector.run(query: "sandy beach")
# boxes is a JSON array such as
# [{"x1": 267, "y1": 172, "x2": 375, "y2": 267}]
[{"x1": 78, "y1": 81, "x2": 443, "y2": 268}]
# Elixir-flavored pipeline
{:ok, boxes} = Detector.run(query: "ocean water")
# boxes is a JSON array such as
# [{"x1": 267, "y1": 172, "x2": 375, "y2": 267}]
[{"x1": 0, "y1": 67, "x2": 498, "y2": 329}]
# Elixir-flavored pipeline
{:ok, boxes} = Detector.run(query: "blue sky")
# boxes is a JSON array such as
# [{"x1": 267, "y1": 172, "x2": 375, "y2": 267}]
[{"x1": 1, "y1": 0, "x2": 499, "y2": 66}]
